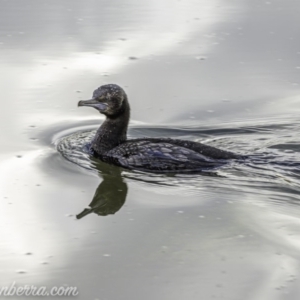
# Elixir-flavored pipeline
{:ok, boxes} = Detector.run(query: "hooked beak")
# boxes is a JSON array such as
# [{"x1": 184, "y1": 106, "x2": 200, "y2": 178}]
[{"x1": 78, "y1": 99, "x2": 107, "y2": 111}]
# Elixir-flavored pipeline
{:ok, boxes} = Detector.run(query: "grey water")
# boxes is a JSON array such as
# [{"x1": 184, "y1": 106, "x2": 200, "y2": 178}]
[{"x1": 1, "y1": 0, "x2": 300, "y2": 299}]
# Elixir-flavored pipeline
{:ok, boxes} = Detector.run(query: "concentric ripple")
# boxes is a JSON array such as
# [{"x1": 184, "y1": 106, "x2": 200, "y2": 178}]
[{"x1": 54, "y1": 120, "x2": 300, "y2": 205}]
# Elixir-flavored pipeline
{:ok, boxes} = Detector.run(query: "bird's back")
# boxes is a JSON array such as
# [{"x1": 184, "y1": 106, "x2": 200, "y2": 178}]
[{"x1": 103, "y1": 138, "x2": 238, "y2": 173}]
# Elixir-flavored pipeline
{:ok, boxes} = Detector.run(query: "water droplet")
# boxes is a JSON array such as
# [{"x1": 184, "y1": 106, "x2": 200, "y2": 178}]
[
  {"x1": 24, "y1": 252, "x2": 33, "y2": 256},
  {"x1": 128, "y1": 56, "x2": 138, "y2": 60},
  {"x1": 16, "y1": 270, "x2": 27, "y2": 274},
  {"x1": 41, "y1": 262, "x2": 49, "y2": 265},
  {"x1": 16, "y1": 155, "x2": 22, "y2": 158},
  {"x1": 199, "y1": 215, "x2": 205, "y2": 218},
  {"x1": 103, "y1": 254, "x2": 111, "y2": 257}
]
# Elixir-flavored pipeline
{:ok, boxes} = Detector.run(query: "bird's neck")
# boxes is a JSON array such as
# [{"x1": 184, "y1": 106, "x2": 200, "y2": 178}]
[{"x1": 91, "y1": 102, "x2": 130, "y2": 155}]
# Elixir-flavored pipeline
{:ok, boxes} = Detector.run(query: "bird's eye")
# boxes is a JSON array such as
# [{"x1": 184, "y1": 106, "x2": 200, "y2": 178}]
[{"x1": 98, "y1": 95, "x2": 106, "y2": 101}]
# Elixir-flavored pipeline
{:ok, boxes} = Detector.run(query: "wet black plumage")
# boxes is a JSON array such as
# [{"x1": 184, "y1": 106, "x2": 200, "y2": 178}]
[{"x1": 78, "y1": 84, "x2": 240, "y2": 173}]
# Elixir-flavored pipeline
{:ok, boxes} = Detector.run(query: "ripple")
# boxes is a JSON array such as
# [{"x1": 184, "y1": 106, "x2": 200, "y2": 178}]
[
  {"x1": 56, "y1": 129, "x2": 95, "y2": 171},
  {"x1": 54, "y1": 121, "x2": 300, "y2": 207}
]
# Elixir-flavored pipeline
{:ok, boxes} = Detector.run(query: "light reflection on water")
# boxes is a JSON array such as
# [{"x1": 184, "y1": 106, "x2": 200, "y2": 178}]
[{"x1": 1, "y1": 0, "x2": 300, "y2": 299}]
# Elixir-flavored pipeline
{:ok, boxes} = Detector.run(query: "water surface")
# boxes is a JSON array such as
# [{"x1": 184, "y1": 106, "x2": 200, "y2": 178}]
[{"x1": 1, "y1": 0, "x2": 300, "y2": 299}]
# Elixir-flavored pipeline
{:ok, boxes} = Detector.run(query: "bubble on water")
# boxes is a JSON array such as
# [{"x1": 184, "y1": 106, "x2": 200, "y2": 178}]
[
  {"x1": 103, "y1": 254, "x2": 111, "y2": 257},
  {"x1": 177, "y1": 211, "x2": 184, "y2": 214},
  {"x1": 199, "y1": 215, "x2": 205, "y2": 218}
]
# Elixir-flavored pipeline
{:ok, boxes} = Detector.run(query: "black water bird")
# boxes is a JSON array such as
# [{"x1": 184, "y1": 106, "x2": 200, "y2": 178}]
[{"x1": 78, "y1": 84, "x2": 240, "y2": 173}]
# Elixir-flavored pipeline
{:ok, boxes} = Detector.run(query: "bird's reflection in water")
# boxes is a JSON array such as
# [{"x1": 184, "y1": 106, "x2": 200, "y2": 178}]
[
  {"x1": 75, "y1": 156, "x2": 224, "y2": 219},
  {"x1": 76, "y1": 158, "x2": 128, "y2": 219}
]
